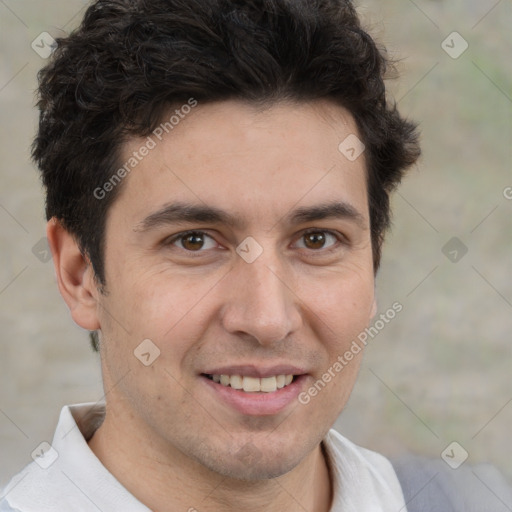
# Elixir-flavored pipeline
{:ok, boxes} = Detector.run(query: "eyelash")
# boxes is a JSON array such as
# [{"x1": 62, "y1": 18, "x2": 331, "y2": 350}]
[{"x1": 165, "y1": 228, "x2": 347, "y2": 256}]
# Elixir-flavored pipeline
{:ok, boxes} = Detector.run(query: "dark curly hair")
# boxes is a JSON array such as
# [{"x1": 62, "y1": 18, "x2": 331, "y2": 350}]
[{"x1": 33, "y1": 0, "x2": 420, "y2": 346}]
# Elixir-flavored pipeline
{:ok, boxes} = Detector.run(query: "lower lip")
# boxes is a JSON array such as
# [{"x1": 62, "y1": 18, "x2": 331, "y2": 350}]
[{"x1": 201, "y1": 375, "x2": 307, "y2": 416}]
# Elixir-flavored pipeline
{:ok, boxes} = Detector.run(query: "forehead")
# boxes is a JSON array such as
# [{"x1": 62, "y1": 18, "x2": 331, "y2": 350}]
[{"x1": 112, "y1": 99, "x2": 369, "y2": 231}]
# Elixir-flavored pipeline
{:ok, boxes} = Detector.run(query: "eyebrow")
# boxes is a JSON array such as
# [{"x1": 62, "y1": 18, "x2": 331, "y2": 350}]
[{"x1": 134, "y1": 200, "x2": 367, "y2": 233}]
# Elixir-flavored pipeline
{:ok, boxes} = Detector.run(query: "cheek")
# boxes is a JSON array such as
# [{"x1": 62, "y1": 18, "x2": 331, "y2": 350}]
[
  {"x1": 302, "y1": 269, "x2": 375, "y2": 344},
  {"x1": 108, "y1": 270, "x2": 217, "y2": 360},
  {"x1": 296, "y1": 274, "x2": 372, "y2": 423}
]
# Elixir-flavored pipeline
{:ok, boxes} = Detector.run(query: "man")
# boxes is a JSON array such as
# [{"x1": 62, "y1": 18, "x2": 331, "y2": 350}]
[{"x1": 1, "y1": 1, "x2": 510, "y2": 511}]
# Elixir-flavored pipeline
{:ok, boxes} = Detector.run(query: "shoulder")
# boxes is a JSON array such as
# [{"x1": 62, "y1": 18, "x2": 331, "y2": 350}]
[
  {"x1": 0, "y1": 459, "x2": 63, "y2": 512},
  {"x1": 0, "y1": 498, "x2": 22, "y2": 512},
  {"x1": 324, "y1": 429, "x2": 512, "y2": 511},
  {"x1": 390, "y1": 453, "x2": 512, "y2": 512},
  {"x1": 1, "y1": 402, "x2": 150, "y2": 512}
]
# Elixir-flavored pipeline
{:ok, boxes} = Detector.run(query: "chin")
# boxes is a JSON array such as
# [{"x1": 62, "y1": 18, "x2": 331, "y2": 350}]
[
  {"x1": 207, "y1": 453, "x2": 300, "y2": 481},
  {"x1": 192, "y1": 432, "x2": 315, "y2": 482}
]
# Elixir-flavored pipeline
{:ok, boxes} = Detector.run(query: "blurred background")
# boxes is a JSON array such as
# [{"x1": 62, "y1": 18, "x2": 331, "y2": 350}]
[{"x1": 1, "y1": 0, "x2": 511, "y2": 489}]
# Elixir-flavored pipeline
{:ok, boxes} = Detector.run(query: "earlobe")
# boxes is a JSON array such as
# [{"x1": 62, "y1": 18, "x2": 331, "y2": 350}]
[{"x1": 46, "y1": 218, "x2": 101, "y2": 331}]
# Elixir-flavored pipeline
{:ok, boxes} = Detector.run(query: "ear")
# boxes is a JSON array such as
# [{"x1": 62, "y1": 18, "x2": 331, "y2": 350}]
[{"x1": 46, "y1": 218, "x2": 101, "y2": 331}]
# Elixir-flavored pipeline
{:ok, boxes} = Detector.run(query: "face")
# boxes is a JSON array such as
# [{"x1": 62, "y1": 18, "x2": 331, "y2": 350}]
[{"x1": 94, "y1": 99, "x2": 376, "y2": 479}]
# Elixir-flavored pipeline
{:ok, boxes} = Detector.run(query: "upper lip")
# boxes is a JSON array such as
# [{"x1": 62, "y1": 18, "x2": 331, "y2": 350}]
[{"x1": 201, "y1": 364, "x2": 307, "y2": 378}]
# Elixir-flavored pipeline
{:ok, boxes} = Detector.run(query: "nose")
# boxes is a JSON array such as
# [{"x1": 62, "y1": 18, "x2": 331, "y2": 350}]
[{"x1": 219, "y1": 249, "x2": 302, "y2": 347}]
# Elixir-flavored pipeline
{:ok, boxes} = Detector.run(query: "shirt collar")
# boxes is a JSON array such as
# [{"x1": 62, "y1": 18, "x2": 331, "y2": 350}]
[
  {"x1": 321, "y1": 429, "x2": 408, "y2": 511},
  {"x1": 51, "y1": 402, "x2": 151, "y2": 511}
]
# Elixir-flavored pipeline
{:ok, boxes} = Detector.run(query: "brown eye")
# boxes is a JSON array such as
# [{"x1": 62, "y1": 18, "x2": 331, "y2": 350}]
[
  {"x1": 297, "y1": 230, "x2": 340, "y2": 251},
  {"x1": 181, "y1": 232, "x2": 205, "y2": 251},
  {"x1": 168, "y1": 231, "x2": 217, "y2": 252},
  {"x1": 304, "y1": 232, "x2": 327, "y2": 249}
]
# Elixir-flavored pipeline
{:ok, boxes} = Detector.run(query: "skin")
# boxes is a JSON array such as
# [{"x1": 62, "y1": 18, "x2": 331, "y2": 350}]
[{"x1": 48, "y1": 98, "x2": 377, "y2": 512}]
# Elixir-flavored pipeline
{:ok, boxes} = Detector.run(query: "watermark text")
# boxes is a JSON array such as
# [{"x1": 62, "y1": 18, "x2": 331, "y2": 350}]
[
  {"x1": 93, "y1": 98, "x2": 198, "y2": 200},
  {"x1": 298, "y1": 302, "x2": 402, "y2": 404}
]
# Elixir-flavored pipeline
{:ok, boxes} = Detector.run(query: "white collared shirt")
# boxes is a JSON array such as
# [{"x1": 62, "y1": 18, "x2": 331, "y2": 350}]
[{"x1": 0, "y1": 402, "x2": 408, "y2": 511}]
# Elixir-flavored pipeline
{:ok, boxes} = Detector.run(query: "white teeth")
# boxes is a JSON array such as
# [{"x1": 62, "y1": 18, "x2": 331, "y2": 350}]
[
  {"x1": 230, "y1": 375, "x2": 243, "y2": 390},
  {"x1": 260, "y1": 376, "x2": 277, "y2": 392},
  {"x1": 243, "y1": 376, "x2": 261, "y2": 392},
  {"x1": 209, "y1": 374, "x2": 295, "y2": 393}
]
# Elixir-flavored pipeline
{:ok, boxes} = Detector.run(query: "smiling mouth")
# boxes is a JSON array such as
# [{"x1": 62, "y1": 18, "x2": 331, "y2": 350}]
[{"x1": 203, "y1": 373, "x2": 296, "y2": 393}]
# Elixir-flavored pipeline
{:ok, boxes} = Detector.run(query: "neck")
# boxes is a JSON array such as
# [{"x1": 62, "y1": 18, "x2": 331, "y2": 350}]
[{"x1": 88, "y1": 406, "x2": 332, "y2": 512}]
